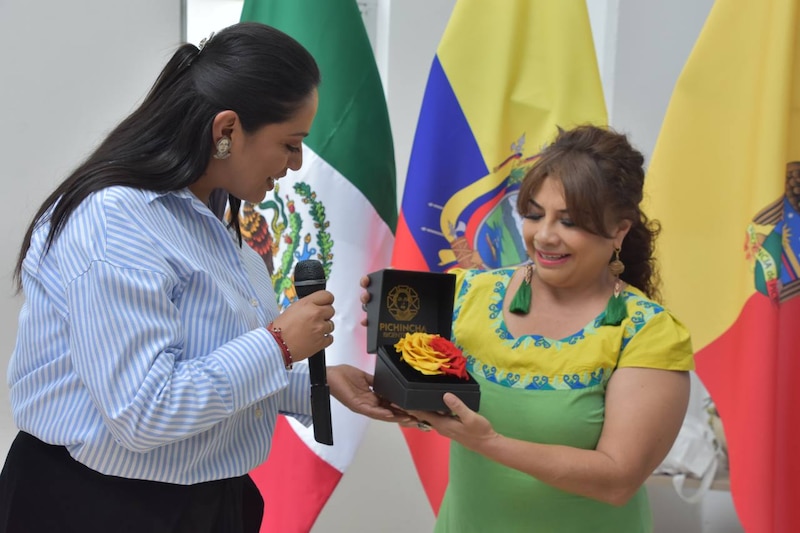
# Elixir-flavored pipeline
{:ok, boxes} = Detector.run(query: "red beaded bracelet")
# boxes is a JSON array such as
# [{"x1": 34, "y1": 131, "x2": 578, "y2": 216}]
[{"x1": 267, "y1": 322, "x2": 293, "y2": 370}]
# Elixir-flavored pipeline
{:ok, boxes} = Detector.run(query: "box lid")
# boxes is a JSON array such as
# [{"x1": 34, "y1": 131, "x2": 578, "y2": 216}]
[{"x1": 365, "y1": 269, "x2": 456, "y2": 353}]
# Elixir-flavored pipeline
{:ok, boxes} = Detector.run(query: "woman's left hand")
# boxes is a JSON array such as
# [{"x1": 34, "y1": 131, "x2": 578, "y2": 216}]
[
  {"x1": 358, "y1": 275, "x2": 371, "y2": 327},
  {"x1": 327, "y1": 364, "x2": 412, "y2": 423},
  {"x1": 408, "y1": 393, "x2": 498, "y2": 452}
]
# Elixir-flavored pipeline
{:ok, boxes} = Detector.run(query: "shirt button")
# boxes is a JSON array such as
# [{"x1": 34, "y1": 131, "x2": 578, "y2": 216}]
[
  {"x1": 255, "y1": 407, "x2": 263, "y2": 418},
  {"x1": 250, "y1": 298, "x2": 259, "y2": 307}
]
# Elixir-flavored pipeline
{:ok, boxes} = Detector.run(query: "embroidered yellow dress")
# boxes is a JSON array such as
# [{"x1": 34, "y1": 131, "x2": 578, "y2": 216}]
[{"x1": 434, "y1": 268, "x2": 694, "y2": 533}]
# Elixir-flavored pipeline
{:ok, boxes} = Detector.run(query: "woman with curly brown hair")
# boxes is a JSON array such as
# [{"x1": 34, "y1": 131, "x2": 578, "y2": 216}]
[{"x1": 367, "y1": 124, "x2": 694, "y2": 532}]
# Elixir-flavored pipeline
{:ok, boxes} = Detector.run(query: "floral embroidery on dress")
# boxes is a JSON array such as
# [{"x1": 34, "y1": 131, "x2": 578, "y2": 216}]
[
  {"x1": 466, "y1": 354, "x2": 612, "y2": 390},
  {"x1": 620, "y1": 301, "x2": 664, "y2": 350},
  {"x1": 454, "y1": 268, "x2": 667, "y2": 391}
]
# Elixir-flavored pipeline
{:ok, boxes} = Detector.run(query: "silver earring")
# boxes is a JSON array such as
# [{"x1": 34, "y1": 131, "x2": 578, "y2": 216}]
[{"x1": 213, "y1": 136, "x2": 231, "y2": 160}]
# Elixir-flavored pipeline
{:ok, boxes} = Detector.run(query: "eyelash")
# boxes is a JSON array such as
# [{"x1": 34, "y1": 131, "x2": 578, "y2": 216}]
[
  {"x1": 286, "y1": 144, "x2": 302, "y2": 154},
  {"x1": 524, "y1": 214, "x2": 575, "y2": 227}
]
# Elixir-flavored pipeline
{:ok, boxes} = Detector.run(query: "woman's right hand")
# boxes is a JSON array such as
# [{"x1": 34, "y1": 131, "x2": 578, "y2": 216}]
[{"x1": 269, "y1": 290, "x2": 335, "y2": 363}]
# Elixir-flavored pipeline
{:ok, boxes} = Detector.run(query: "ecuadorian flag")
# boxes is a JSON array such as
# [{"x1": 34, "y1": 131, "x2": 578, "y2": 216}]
[
  {"x1": 646, "y1": 1, "x2": 800, "y2": 531},
  {"x1": 391, "y1": 0, "x2": 607, "y2": 512}
]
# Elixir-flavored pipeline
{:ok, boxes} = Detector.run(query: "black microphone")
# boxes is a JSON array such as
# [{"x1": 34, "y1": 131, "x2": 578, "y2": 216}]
[{"x1": 293, "y1": 259, "x2": 333, "y2": 445}]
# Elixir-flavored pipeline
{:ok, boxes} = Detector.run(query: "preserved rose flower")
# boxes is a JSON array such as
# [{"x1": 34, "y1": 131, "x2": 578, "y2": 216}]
[{"x1": 394, "y1": 332, "x2": 468, "y2": 379}]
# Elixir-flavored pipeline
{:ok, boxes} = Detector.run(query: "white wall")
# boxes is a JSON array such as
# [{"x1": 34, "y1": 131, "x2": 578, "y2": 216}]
[
  {"x1": 0, "y1": 0, "x2": 744, "y2": 532},
  {"x1": 0, "y1": 0, "x2": 182, "y2": 456}
]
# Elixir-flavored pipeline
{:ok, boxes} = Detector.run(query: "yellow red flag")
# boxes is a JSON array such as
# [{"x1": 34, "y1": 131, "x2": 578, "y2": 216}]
[{"x1": 646, "y1": 1, "x2": 800, "y2": 531}]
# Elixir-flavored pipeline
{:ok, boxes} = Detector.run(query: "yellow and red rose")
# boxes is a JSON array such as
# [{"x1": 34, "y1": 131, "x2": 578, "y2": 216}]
[{"x1": 393, "y1": 332, "x2": 468, "y2": 379}]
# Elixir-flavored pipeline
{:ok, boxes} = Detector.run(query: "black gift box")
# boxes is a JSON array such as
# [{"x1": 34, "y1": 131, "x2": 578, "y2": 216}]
[{"x1": 366, "y1": 269, "x2": 480, "y2": 412}]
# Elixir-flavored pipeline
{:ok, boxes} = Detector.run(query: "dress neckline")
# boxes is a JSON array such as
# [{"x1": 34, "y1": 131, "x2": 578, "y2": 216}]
[{"x1": 496, "y1": 268, "x2": 620, "y2": 344}]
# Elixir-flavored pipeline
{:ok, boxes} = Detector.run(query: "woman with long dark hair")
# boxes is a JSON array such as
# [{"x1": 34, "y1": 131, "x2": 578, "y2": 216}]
[{"x1": 0, "y1": 22, "x2": 402, "y2": 533}]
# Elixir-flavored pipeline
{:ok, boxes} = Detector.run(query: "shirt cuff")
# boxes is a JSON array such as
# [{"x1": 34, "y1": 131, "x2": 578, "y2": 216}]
[
  {"x1": 211, "y1": 327, "x2": 291, "y2": 411},
  {"x1": 279, "y1": 362, "x2": 313, "y2": 426}
]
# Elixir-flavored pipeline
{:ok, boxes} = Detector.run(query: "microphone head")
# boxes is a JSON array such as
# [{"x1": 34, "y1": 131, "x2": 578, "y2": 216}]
[
  {"x1": 294, "y1": 259, "x2": 325, "y2": 283},
  {"x1": 294, "y1": 259, "x2": 326, "y2": 297}
]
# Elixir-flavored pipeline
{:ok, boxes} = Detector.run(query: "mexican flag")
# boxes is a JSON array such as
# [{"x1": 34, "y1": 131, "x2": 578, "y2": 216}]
[
  {"x1": 646, "y1": 0, "x2": 800, "y2": 531},
  {"x1": 390, "y1": 0, "x2": 607, "y2": 512},
  {"x1": 239, "y1": 1, "x2": 397, "y2": 531}
]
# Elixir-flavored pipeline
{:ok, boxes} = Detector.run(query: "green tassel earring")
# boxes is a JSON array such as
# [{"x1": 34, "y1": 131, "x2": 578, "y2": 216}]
[
  {"x1": 600, "y1": 247, "x2": 628, "y2": 326},
  {"x1": 600, "y1": 280, "x2": 627, "y2": 326},
  {"x1": 509, "y1": 263, "x2": 533, "y2": 314}
]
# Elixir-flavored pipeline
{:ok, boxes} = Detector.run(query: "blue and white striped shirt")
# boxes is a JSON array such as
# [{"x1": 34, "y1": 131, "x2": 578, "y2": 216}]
[{"x1": 9, "y1": 186, "x2": 312, "y2": 484}]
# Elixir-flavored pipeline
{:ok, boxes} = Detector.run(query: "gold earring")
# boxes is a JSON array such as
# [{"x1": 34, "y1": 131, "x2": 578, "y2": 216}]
[
  {"x1": 213, "y1": 136, "x2": 231, "y2": 160},
  {"x1": 608, "y1": 247, "x2": 625, "y2": 276},
  {"x1": 600, "y1": 247, "x2": 627, "y2": 326}
]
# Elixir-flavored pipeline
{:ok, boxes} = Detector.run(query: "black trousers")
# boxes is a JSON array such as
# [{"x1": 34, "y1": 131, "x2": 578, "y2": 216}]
[{"x1": 0, "y1": 432, "x2": 264, "y2": 533}]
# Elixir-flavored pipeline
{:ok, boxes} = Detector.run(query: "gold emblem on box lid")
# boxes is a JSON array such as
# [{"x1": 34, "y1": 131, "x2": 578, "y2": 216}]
[{"x1": 386, "y1": 285, "x2": 420, "y2": 321}]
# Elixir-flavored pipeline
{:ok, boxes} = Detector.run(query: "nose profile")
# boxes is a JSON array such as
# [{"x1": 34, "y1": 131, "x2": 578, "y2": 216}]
[
  {"x1": 288, "y1": 149, "x2": 303, "y2": 171},
  {"x1": 534, "y1": 220, "x2": 559, "y2": 246}
]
